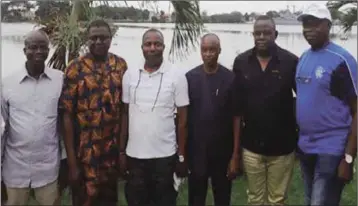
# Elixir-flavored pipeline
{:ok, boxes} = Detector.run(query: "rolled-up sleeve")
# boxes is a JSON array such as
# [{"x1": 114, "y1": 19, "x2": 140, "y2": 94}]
[
  {"x1": 174, "y1": 71, "x2": 189, "y2": 107},
  {"x1": 58, "y1": 60, "x2": 79, "y2": 113},
  {"x1": 122, "y1": 70, "x2": 130, "y2": 104}
]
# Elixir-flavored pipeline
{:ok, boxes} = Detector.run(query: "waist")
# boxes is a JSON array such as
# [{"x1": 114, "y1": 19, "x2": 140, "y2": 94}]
[{"x1": 242, "y1": 130, "x2": 297, "y2": 156}]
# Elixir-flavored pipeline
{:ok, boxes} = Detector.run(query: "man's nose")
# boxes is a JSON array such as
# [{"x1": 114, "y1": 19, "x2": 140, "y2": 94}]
[
  {"x1": 149, "y1": 44, "x2": 156, "y2": 50},
  {"x1": 95, "y1": 38, "x2": 102, "y2": 44}
]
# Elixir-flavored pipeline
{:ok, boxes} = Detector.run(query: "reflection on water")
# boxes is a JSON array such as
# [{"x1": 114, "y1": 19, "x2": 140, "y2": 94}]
[{"x1": 2, "y1": 23, "x2": 357, "y2": 79}]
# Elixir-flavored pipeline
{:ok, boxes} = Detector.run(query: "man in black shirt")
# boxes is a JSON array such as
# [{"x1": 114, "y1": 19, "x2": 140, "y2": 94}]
[
  {"x1": 232, "y1": 15, "x2": 298, "y2": 205},
  {"x1": 186, "y1": 33, "x2": 239, "y2": 206}
]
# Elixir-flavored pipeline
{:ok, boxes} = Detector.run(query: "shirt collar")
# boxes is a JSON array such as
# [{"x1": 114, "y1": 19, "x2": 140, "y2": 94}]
[
  {"x1": 249, "y1": 44, "x2": 281, "y2": 62},
  {"x1": 138, "y1": 59, "x2": 168, "y2": 74},
  {"x1": 18, "y1": 65, "x2": 53, "y2": 83}
]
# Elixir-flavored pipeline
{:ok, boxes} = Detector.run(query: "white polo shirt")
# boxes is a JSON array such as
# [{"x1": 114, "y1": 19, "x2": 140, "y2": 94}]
[{"x1": 122, "y1": 61, "x2": 189, "y2": 159}]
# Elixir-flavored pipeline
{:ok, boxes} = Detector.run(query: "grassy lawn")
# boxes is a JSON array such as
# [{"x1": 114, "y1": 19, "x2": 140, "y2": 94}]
[{"x1": 28, "y1": 162, "x2": 356, "y2": 205}]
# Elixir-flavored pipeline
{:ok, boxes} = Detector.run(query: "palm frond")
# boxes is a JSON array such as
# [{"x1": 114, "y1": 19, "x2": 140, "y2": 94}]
[
  {"x1": 37, "y1": 0, "x2": 119, "y2": 71},
  {"x1": 37, "y1": 0, "x2": 204, "y2": 70},
  {"x1": 169, "y1": 0, "x2": 204, "y2": 61},
  {"x1": 327, "y1": 1, "x2": 357, "y2": 10},
  {"x1": 327, "y1": 1, "x2": 357, "y2": 33},
  {"x1": 340, "y1": 7, "x2": 357, "y2": 33}
]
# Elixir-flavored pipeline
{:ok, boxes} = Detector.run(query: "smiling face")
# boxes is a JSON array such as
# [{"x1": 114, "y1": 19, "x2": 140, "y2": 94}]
[
  {"x1": 87, "y1": 26, "x2": 112, "y2": 57},
  {"x1": 301, "y1": 16, "x2": 330, "y2": 48},
  {"x1": 23, "y1": 32, "x2": 50, "y2": 64},
  {"x1": 253, "y1": 19, "x2": 277, "y2": 52}
]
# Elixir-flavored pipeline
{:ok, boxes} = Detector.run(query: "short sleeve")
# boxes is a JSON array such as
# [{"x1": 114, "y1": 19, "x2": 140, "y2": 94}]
[
  {"x1": 174, "y1": 71, "x2": 189, "y2": 107},
  {"x1": 231, "y1": 69, "x2": 246, "y2": 116},
  {"x1": 330, "y1": 57, "x2": 358, "y2": 103},
  {"x1": 58, "y1": 59, "x2": 80, "y2": 113},
  {"x1": 1, "y1": 85, "x2": 9, "y2": 126},
  {"x1": 231, "y1": 57, "x2": 245, "y2": 116},
  {"x1": 122, "y1": 70, "x2": 130, "y2": 104}
]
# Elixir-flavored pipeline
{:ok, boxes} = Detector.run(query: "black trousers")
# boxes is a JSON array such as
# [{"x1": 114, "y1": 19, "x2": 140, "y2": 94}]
[
  {"x1": 188, "y1": 155, "x2": 232, "y2": 206},
  {"x1": 125, "y1": 155, "x2": 177, "y2": 206}
]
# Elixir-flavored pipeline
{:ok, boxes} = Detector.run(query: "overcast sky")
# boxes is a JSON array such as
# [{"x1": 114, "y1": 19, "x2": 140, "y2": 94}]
[{"x1": 122, "y1": 1, "x2": 328, "y2": 15}]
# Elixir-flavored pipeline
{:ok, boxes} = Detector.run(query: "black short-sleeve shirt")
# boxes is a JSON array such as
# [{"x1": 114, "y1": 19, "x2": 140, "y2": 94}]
[{"x1": 232, "y1": 45, "x2": 299, "y2": 156}]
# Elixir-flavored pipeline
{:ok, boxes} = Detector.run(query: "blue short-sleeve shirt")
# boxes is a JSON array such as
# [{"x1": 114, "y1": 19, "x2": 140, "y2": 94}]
[{"x1": 296, "y1": 42, "x2": 357, "y2": 155}]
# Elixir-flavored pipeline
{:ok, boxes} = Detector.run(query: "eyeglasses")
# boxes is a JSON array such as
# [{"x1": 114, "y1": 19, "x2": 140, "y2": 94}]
[{"x1": 133, "y1": 70, "x2": 163, "y2": 112}]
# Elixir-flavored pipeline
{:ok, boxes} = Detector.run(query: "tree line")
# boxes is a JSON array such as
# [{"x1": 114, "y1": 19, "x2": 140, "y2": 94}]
[
  {"x1": 0, "y1": 0, "x2": 289, "y2": 23},
  {"x1": 1, "y1": 0, "x2": 354, "y2": 24}
]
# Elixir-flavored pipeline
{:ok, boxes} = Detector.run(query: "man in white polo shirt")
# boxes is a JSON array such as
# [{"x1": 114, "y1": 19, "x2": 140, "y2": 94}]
[{"x1": 120, "y1": 28, "x2": 189, "y2": 206}]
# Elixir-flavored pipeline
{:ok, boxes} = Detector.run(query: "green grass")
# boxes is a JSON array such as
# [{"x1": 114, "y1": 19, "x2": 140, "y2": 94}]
[{"x1": 28, "y1": 162, "x2": 356, "y2": 205}]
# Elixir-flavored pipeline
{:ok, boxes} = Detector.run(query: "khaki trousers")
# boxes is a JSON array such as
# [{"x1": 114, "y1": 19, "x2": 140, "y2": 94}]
[
  {"x1": 242, "y1": 149, "x2": 295, "y2": 205},
  {"x1": 5, "y1": 180, "x2": 59, "y2": 206}
]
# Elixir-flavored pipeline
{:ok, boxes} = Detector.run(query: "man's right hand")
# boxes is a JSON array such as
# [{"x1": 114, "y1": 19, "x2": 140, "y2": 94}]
[
  {"x1": 68, "y1": 165, "x2": 80, "y2": 186},
  {"x1": 119, "y1": 153, "x2": 128, "y2": 177}
]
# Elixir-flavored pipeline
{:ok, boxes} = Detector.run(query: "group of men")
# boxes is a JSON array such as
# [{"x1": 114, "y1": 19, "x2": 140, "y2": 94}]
[{"x1": 1, "y1": 4, "x2": 357, "y2": 206}]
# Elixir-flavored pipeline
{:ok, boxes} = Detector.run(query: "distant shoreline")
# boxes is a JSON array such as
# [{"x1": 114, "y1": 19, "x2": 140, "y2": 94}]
[{"x1": 1, "y1": 20, "x2": 353, "y2": 26}]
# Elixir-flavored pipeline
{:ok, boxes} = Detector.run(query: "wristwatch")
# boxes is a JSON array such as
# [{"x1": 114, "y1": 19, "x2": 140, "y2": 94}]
[
  {"x1": 345, "y1": 153, "x2": 353, "y2": 164},
  {"x1": 178, "y1": 155, "x2": 185, "y2": 163}
]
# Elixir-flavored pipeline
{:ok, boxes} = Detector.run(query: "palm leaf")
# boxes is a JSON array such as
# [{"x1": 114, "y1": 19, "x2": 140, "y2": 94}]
[
  {"x1": 169, "y1": 0, "x2": 204, "y2": 61},
  {"x1": 327, "y1": 1, "x2": 357, "y2": 10},
  {"x1": 37, "y1": 0, "x2": 119, "y2": 71},
  {"x1": 327, "y1": 1, "x2": 357, "y2": 33},
  {"x1": 340, "y1": 7, "x2": 357, "y2": 33},
  {"x1": 36, "y1": 0, "x2": 203, "y2": 71}
]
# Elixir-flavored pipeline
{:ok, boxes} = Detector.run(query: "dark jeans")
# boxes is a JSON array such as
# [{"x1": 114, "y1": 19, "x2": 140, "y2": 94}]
[
  {"x1": 188, "y1": 156, "x2": 232, "y2": 206},
  {"x1": 125, "y1": 155, "x2": 177, "y2": 206},
  {"x1": 298, "y1": 153, "x2": 345, "y2": 206}
]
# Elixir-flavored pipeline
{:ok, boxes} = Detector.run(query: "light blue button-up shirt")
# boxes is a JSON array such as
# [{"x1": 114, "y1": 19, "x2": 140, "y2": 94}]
[{"x1": 1, "y1": 67, "x2": 64, "y2": 188}]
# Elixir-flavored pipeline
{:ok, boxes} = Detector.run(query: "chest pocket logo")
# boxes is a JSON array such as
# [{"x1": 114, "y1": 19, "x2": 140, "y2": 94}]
[
  {"x1": 315, "y1": 66, "x2": 325, "y2": 79},
  {"x1": 271, "y1": 69, "x2": 282, "y2": 79}
]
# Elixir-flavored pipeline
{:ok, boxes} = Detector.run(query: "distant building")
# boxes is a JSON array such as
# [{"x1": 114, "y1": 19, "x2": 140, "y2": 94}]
[
  {"x1": 273, "y1": 9, "x2": 300, "y2": 25},
  {"x1": 7, "y1": 3, "x2": 35, "y2": 20}
]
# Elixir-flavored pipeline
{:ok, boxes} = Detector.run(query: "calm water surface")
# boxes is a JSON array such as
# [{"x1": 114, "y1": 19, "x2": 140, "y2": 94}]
[{"x1": 1, "y1": 22, "x2": 357, "y2": 78}]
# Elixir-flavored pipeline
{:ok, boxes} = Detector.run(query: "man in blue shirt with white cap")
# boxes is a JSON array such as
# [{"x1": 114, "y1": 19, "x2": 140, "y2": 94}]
[{"x1": 296, "y1": 4, "x2": 357, "y2": 205}]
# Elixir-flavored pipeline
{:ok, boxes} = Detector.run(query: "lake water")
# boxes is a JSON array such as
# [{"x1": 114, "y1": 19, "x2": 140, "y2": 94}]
[{"x1": 1, "y1": 22, "x2": 357, "y2": 79}]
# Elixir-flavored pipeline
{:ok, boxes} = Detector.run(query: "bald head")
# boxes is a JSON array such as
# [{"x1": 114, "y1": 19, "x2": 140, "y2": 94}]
[
  {"x1": 201, "y1": 33, "x2": 220, "y2": 47},
  {"x1": 200, "y1": 33, "x2": 221, "y2": 67},
  {"x1": 24, "y1": 30, "x2": 50, "y2": 46}
]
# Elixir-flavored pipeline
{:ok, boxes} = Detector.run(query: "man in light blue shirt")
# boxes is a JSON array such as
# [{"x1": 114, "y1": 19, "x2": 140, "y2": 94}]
[
  {"x1": 296, "y1": 4, "x2": 357, "y2": 205},
  {"x1": 1, "y1": 30, "x2": 63, "y2": 205}
]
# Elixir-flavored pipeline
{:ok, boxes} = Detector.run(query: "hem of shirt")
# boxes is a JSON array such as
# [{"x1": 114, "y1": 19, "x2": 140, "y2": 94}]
[
  {"x1": 175, "y1": 102, "x2": 189, "y2": 107},
  {"x1": 3, "y1": 176, "x2": 58, "y2": 189},
  {"x1": 296, "y1": 149, "x2": 344, "y2": 157},
  {"x1": 242, "y1": 146, "x2": 296, "y2": 156},
  {"x1": 122, "y1": 99, "x2": 129, "y2": 104},
  {"x1": 126, "y1": 151, "x2": 177, "y2": 159}
]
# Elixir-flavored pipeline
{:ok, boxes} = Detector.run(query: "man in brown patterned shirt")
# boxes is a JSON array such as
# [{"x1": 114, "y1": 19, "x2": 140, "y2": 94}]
[{"x1": 59, "y1": 19, "x2": 127, "y2": 206}]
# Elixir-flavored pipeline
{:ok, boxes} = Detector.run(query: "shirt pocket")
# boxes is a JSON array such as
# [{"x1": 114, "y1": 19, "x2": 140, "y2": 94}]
[
  {"x1": 316, "y1": 69, "x2": 332, "y2": 90},
  {"x1": 128, "y1": 82, "x2": 138, "y2": 104},
  {"x1": 157, "y1": 81, "x2": 174, "y2": 107},
  {"x1": 42, "y1": 95, "x2": 60, "y2": 118}
]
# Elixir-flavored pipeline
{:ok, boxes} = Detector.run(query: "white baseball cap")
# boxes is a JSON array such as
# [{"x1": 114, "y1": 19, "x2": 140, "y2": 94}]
[{"x1": 297, "y1": 4, "x2": 332, "y2": 22}]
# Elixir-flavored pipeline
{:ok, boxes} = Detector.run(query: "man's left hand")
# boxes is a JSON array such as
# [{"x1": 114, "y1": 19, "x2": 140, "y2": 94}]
[
  {"x1": 338, "y1": 158, "x2": 354, "y2": 183},
  {"x1": 175, "y1": 159, "x2": 188, "y2": 178},
  {"x1": 227, "y1": 156, "x2": 239, "y2": 180}
]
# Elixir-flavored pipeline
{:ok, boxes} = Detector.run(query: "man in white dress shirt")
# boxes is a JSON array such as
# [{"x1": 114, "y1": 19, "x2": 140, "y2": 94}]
[
  {"x1": 119, "y1": 28, "x2": 189, "y2": 206},
  {"x1": 1, "y1": 30, "x2": 63, "y2": 205}
]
